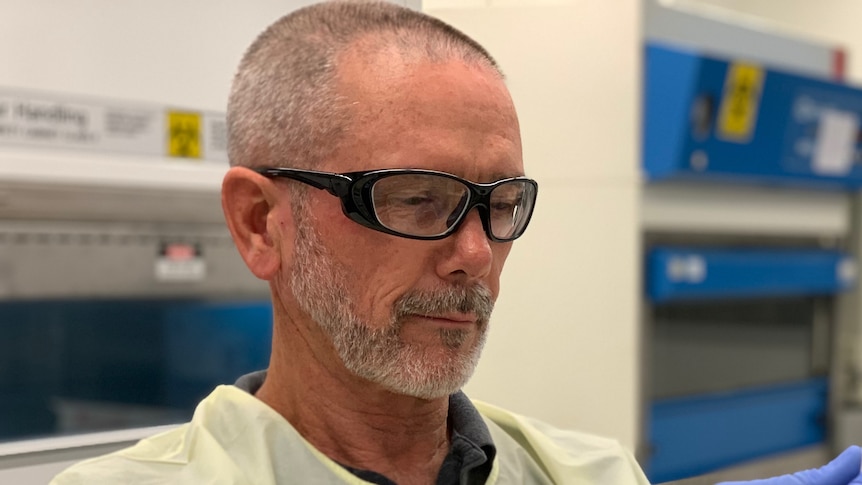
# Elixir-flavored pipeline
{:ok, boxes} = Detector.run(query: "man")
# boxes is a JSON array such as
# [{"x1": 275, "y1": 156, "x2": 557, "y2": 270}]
[{"x1": 52, "y1": 2, "x2": 862, "y2": 484}]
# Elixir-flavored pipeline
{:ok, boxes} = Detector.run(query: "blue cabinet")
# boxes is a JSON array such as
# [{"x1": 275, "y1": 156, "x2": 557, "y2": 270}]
[
  {"x1": 644, "y1": 247, "x2": 853, "y2": 481},
  {"x1": 645, "y1": 43, "x2": 862, "y2": 188},
  {"x1": 648, "y1": 378, "x2": 828, "y2": 483}
]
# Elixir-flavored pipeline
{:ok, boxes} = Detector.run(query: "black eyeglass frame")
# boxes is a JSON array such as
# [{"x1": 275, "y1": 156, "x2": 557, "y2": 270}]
[{"x1": 253, "y1": 167, "x2": 538, "y2": 242}]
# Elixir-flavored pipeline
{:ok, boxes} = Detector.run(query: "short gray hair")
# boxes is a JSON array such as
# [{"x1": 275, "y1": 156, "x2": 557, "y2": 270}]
[{"x1": 227, "y1": 0, "x2": 502, "y2": 171}]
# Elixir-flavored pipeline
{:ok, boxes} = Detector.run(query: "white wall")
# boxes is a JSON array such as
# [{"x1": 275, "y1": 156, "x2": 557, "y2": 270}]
[
  {"x1": 0, "y1": 1, "x2": 317, "y2": 110},
  {"x1": 0, "y1": 0, "x2": 417, "y2": 110},
  {"x1": 425, "y1": 1, "x2": 644, "y2": 450}
]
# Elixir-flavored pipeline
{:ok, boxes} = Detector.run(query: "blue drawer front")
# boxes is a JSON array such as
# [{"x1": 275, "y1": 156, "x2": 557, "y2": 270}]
[
  {"x1": 163, "y1": 301, "x2": 273, "y2": 408},
  {"x1": 647, "y1": 247, "x2": 855, "y2": 303},
  {"x1": 645, "y1": 42, "x2": 862, "y2": 189},
  {"x1": 647, "y1": 378, "x2": 828, "y2": 483},
  {"x1": 0, "y1": 299, "x2": 273, "y2": 440}
]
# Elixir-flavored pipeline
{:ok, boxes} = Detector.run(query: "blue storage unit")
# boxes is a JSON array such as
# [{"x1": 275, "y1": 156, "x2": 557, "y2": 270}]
[
  {"x1": 648, "y1": 378, "x2": 828, "y2": 483},
  {"x1": 645, "y1": 247, "x2": 854, "y2": 480},
  {"x1": 645, "y1": 42, "x2": 862, "y2": 188},
  {"x1": 642, "y1": 39, "x2": 862, "y2": 484},
  {"x1": 647, "y1": 378, "x2": 828, "y2": 484},
  {"x1": 647, "y1": 247, "x2": 856, "y2": 303},
  {"x1": 163, "y1": 301, "x2": 273, "y2": 409},
  {"x1": 0, "y1": 299, "x2": 272, "y2": 441}
]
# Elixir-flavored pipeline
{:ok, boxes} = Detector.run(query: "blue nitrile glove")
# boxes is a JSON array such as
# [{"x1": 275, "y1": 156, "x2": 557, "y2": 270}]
[{"x1": 717, "y1": 446, "x2": 862, "y2": 485}]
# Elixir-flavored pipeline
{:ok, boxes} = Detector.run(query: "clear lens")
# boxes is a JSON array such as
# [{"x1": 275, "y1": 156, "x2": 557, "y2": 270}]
[
  {"x1": 372, "y1": 174, "x2": 469, "y2": 237},
  {"x1": 371, "y1": 173, "x2": 535, "y2": 240},
  {"x1": 489, "y1": 180, "x2": 535, "y2": 240}
]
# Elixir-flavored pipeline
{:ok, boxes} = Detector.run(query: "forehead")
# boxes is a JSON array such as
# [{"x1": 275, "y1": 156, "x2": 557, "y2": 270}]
[{"x1": 327, "y1": 46, "x2": 523, "y2": 182}]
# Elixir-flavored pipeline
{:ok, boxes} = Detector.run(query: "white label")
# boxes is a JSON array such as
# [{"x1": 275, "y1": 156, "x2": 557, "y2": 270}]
[
  {"x1": 812, "y1": 108, "x2": 859, "y2": 176},
  {"x1": 838, "y1": 258, "x2": 858, "y2": 285},
  {"x1": 666, "y1": 255, "x2": 707, "y2": 284},
  {"x1": 0, "y1": 89, "x2": 227, "y2": 163},
  {"x1": 202, "y1": 112, "x2": 228, "y2": 163},
  {"x1": 155, "y1": 258, "x2": 206, "y2": 282},
  {"x1": 101, "y1": 106, "x2": 162, "y2": 154}
]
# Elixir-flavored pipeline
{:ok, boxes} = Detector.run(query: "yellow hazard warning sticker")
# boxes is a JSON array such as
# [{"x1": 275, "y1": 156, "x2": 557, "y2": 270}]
[
  {"x1": 717, "y1": 63, "x2": 764, "y2": 142},
  {"x1": 167, "y1": 111, "x2": 202, "y2": 158}
]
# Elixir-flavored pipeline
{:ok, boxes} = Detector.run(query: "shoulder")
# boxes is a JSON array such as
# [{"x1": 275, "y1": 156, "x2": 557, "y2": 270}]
[
  {"x1": 50, "y1": 425, "x2": 192, "y2": 484},
  {"x1": 473, "y1": 400, "x2": 651, "y2": 485},
  {"x1": 51, "y1": 385, "x2": 255, "y2": 485},
  {"x1": 51, "y1": 385, "x2": 363, "y2": 485}
]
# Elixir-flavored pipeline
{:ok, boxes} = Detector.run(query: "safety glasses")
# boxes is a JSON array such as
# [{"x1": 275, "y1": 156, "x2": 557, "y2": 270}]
[{"x1": 254, "y1": 167, "x2": 538, "y2": 242}]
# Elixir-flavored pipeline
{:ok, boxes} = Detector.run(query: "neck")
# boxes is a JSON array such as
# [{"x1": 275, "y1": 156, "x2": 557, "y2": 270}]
[{"x1": 255, "y1": 300, "x2": 451, "y2": 485}]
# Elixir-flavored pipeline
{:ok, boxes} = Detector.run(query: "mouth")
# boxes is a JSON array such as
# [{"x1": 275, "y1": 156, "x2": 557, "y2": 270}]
[{"x1": 412, "y1": 313, "x2": 477, "y2": 327}]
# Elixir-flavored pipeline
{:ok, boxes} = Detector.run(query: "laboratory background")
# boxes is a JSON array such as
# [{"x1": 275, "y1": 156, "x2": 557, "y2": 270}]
[{"x1": 2, "y1": 1, "x2": 862, "y2": 484}]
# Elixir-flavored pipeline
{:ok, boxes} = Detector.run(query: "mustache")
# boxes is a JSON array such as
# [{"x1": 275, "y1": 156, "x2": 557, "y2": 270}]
[{"x1": 392, "y1": 284, "x2": 495, "y2": 324}]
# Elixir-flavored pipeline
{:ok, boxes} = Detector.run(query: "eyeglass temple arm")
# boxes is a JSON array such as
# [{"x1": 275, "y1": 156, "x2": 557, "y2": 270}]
[{"x1": 254, "y1": 168, "x2": 351, "y2": 196}]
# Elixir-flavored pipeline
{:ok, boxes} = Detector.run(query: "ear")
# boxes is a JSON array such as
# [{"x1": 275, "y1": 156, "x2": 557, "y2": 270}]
[{"x1": 221, "y1": 167, "x2": 284, "y2": 280}]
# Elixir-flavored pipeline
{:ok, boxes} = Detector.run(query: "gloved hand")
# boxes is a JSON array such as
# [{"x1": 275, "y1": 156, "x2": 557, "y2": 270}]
[{"x1": 717, "y1": 446, "x2": 862, "y2": 485}]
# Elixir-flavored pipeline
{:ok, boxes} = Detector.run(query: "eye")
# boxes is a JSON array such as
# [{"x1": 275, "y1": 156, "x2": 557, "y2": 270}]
[
  {"x1": 400, "y1": 195, "x2": 437, "y2": 206},
  {"x1": 491, "y1": 197, "x2": 522, "y2": 212}
]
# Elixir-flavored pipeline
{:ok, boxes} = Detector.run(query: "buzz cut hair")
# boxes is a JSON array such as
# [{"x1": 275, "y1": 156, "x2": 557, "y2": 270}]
[{"x1": 226, "y1": 0, "x2": 502, "y2": 171}]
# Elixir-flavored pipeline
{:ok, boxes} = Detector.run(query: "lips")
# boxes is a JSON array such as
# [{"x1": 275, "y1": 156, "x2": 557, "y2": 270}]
[{"x1": 414, "y1": 313, "x2": 476, "y2": 325}]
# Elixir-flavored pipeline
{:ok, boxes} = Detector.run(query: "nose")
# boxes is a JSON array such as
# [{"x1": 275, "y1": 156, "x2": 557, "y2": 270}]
[{"x1": 435, "y1": 209, "x2": 494, "y2": 283}]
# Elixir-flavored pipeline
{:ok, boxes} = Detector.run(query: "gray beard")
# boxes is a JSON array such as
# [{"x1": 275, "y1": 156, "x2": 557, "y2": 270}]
[{"x1": 289, "y1": 217, "x2": 493, "y2": 400}]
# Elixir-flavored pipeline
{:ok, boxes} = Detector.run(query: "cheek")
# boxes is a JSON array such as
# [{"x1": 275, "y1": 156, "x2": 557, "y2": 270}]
[
  {"x1": 316, "y1": 215, "x2": 422, "y2": 323},
  {"x1": 488, "y1": 244, "x2": 513, "y2": 297},
  {"x1": 359, "y1": 244, "x2": 429, "y2": 324}
]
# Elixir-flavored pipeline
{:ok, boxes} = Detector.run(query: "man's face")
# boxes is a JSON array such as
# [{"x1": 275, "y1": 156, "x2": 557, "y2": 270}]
[{"x1": 281, "y1": 51, "x2": 523, "y2": 399}]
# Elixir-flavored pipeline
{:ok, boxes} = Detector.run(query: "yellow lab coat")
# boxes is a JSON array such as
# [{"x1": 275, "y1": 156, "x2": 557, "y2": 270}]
[{"x1": 52, "y1": 385, "x2": 650, "y2": 484}]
